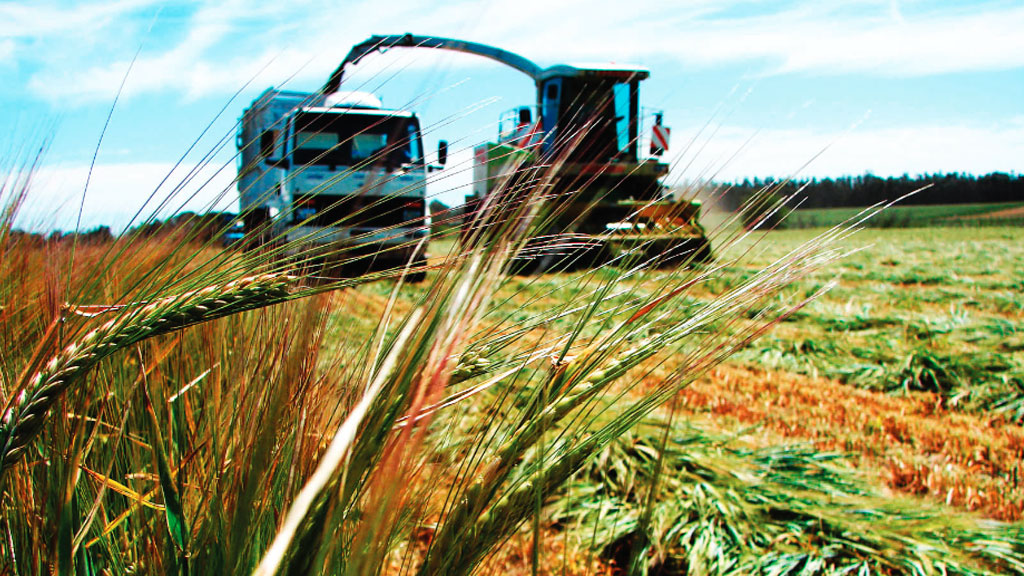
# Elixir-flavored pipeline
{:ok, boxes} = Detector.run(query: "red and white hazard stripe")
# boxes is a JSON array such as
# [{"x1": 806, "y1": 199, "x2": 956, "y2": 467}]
[{"x1": 651, "y1": 124, "x2": 670, "y2": 153}]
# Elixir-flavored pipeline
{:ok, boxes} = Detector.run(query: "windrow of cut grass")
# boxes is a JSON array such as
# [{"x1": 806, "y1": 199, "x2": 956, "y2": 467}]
[
  {"x1": 558, "y1": 414, "x2": 1024, "y2": 575},
  {"x1": 628, "y1": 223, "x2": 1023, "y2": 523}
]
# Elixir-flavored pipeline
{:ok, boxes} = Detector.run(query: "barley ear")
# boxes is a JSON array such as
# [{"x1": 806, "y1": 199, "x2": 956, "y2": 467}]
[{"x1": 0, "y1": 273, "x2": 296, "y2": 479}]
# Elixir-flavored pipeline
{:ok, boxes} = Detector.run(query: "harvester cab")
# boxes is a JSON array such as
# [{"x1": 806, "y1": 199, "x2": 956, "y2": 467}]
[
  {"x1": 538, "y1": 67, "x2": 643, "y2": 164},
  {"x1": 325, "y1": 34, "x2": 711, "y2": 269}
]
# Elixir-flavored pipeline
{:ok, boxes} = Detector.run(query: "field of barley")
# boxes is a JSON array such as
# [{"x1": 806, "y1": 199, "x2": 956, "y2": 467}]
[{"x1": 2, "y1": 158, "x2": 1023, "y2": 575}]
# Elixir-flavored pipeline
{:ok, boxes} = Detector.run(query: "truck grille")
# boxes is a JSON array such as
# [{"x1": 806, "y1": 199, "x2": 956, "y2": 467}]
[{"x1": 295, "y1": 194, "x2": 425, "y2": 229}]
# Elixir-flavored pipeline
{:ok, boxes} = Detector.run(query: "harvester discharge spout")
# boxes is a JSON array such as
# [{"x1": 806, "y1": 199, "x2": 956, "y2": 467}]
[{"x1": 325, "y1": 33, "x2": 712, "y2": 271}]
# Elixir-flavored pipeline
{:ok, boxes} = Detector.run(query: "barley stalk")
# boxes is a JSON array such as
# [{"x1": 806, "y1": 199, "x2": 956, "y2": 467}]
[{"x1": 0, "y1": 273, "x2": 297, "y2": 478}]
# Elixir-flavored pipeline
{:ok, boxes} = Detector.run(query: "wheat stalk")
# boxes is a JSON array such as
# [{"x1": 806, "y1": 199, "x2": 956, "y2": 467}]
[{"x1": 0, "y1": 272, "x2": 297, "y2": 478}]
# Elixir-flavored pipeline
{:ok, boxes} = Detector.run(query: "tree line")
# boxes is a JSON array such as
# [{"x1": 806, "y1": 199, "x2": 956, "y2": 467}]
[{"x1": 717, "y1": 172, "x2": 1023, "y2": 211}]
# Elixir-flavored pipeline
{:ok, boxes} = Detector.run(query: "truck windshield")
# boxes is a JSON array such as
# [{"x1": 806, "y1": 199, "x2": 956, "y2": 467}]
[{"x1": 291, "y1": 112, "x2": 422, "y2": 168}]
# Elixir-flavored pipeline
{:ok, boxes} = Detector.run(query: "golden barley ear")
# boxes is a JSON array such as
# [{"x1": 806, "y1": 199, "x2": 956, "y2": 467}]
[{"x1": 0, "y1": 273, "x2": 296, "y2": 478}]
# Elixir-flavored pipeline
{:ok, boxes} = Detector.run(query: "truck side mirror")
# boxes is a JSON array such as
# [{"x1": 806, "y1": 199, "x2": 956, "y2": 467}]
[{"x1": 437, "y1": 140, "x2": 448, "y2": 166}]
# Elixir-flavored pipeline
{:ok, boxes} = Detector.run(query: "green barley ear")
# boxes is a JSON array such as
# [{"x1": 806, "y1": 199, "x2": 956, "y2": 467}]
[{"x1": 0, "y1": 272, "x2": 297, "y2": 479}]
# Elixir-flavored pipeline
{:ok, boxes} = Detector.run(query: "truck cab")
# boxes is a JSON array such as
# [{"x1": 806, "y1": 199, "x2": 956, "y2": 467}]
[{"x1": 237, "y1": 89, "x2": 436, "y2": 273}]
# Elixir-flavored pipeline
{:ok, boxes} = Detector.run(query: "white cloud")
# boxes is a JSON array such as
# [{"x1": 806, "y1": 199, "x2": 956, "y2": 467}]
[
  {"x1": 27, "y1": 47, "x2": 296, "y2": 104},
  {"x1": 761, "y1": 6, "x2": 1024, "y2": 76},
  {"x1": 14, "y1": 160, "x2": 237, "y2": 233},
  {"x1": 888, "y1": 0, "x2": 906, "y2": 25},
  {"x1": 22, "y1": 0, "x2": 1024, "y2": 104},
  {"x1": 0, "y1": 38, "x2": 13, "y2": 64},
  {"x1": 378, "y1": 0, "x2": 1024, "y2": 77},
  {"x1": 25, "y1": 0, "x2": 253, "y2": 102},
  {"x1": 0, "y1": 0, "x2": 157, "y2": 38},
  {"x1": 518, "y1": 0, "x2": 1024, "y2": 77}
]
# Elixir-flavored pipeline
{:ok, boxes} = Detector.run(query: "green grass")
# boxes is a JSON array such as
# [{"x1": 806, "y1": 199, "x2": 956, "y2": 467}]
[
  {"x1": 4, "y1": 148, "x2": 888, "y2": 575},
  {"x1": 4, "y1": 130, "x2": 1024, "y2": 576}
]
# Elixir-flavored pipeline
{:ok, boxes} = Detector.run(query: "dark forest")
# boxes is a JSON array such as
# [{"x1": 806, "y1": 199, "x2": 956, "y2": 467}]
[{"x1": 717, "y1": 172, "x2": 1023, "y2": 211}]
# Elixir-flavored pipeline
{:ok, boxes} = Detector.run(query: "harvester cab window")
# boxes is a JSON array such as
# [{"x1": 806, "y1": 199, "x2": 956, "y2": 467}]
[
  {"x1": 554, "y1": 78, "x2": 622, "y2": 163},
  {"x1": 498, "y1": 107, "x2": 534, "y2": 146},
  {"x1": 613, "y1": 82, "x2": 632, "y2": 156},
  {"x1": 541, "y1": 79, "x2": 562, "y2": 146}
]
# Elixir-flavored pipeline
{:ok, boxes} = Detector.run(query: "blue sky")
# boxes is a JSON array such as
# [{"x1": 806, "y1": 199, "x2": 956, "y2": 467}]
[{"x1": 2, "y1": 0, "x2": 1022, "y2": 232}]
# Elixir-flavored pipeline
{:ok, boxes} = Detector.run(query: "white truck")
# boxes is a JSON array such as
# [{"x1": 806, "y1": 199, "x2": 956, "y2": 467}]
[{"x1": 236, "y1": 88, "x2": 444, "y2": 276}]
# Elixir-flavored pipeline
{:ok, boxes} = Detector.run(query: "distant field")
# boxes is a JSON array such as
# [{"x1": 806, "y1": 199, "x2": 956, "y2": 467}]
[{"x1": 784, "y1": 201, "x2": 1024, "y2": 228}]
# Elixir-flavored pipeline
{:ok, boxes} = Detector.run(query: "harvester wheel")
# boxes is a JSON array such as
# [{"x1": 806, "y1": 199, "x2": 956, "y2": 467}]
[
  {"x1": 513, "y1": 235, "x2": 611, "y2": 275},
  {"x1": 655, "y1": 236, "x2": 713, "y2": 267},
  {"x1": 404, "y1": 256, "x2": 428, "y2": 283}
]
